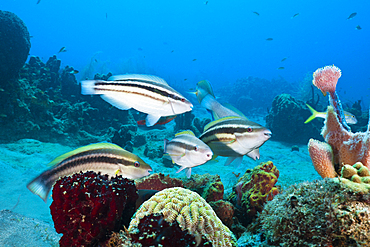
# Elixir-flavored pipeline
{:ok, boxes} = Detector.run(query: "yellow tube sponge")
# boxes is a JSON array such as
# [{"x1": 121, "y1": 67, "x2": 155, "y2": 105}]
[{"x1": 128, "y1": 187, "x2": 237, "y2": 247}]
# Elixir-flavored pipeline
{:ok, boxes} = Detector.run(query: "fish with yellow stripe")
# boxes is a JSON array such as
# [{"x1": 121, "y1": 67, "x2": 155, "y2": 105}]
[
  {"x1": 194, "y1": 80, "x2": 272, "y2": 165},
  {"x1": 199, "y1": 116, "x2": 272, "y2": 167},
  {"x1": 81, "y1": 74, "x2": 193, "y2": 127},
  {"x1": 304, "y1": 104, "x2": 357, "y2": 124},
  {"x1": 27, "y1": 143, "x2": 152, "y2": 202},
  {"x1": 164, "y1": 130, "x2": 213, "y2": 178}
]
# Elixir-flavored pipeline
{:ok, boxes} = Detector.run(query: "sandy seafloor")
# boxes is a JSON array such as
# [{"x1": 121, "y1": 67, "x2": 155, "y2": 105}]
[{"x1": 0, "y1": 113, "x2": 322, "y2": 246}]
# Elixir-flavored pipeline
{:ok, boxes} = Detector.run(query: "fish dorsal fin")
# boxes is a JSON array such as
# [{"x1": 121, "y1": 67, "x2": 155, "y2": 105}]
[
  {"x1": 203, "y1": 116, "x2": 241, "y2": 131},
  {"x1": 223, "y1": 103, "x2": 249, "y2": 120},
  {"x1": 175, "y1": 130, "x2": 195, "y2": 137},
  {"x1": 47, "y1": 143, "x2": 123, "y2": 167},
  {"x1": 108, "y1": 74, "x2": 169, "y2": 86}
]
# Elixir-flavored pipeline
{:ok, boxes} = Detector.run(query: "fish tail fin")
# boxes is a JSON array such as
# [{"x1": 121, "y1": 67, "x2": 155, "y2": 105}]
[
  {"x1": 304, "y1": 104, "x2": 318, "y2": 124},
  {"x1": 26, "y1": 174, "x2": 52, "y2": 202},
  {"x1": 81, "y1": 80, "x2": 104, "y2": 95}
]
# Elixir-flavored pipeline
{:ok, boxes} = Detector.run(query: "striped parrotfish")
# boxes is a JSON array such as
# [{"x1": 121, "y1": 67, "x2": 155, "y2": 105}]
[
  {"x1": 27, "y1": 143, "x2": 152, "y2": 202},
  {"x1": 199, "y1": 116, "x2": 272, "y2": 167},
  {"x1": 81, "y1": 74, "x2": 193, "y2": 127},
  {"x1": 164, "y1": 130, "x2": 213, "y2": 178}
]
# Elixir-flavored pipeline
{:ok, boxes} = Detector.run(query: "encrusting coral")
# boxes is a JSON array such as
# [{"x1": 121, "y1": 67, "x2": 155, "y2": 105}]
[
  {"x1": 257, "y1": 179, "x2": 370, "y2": 246},
  {"x1": 229, "y1": 161, "x2": 279, "y2": 225},
  {"x1": 128, "y1": 187, "x2": 237, "y2": 247}
]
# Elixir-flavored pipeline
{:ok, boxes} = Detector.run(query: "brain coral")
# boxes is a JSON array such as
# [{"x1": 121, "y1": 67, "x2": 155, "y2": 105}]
[
  {"x1": 258, "y1": 179, "x2": 370, "y2": 246},
  {"x1": 0, "y1": 10, "x2": 31, "y2": 83},
  {"x1": 128, "y1": 187, "x2": 237, "y2": 247}
]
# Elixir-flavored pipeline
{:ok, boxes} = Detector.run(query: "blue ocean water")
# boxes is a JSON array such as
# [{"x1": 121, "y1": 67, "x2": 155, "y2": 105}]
[{"x1": 3, "y1": 0, "x2": 370, "y2": 107}]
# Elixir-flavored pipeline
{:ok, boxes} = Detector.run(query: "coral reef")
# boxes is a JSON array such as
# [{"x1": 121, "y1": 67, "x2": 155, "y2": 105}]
[
  {"x1": 221, "y1": 76, "x2": 298, "y2": 114},
  {"x1": 183, "y1": 173, "x2": 224, "y2": 202},
  {"x1": 130, "y1": 213, "x2": 212, "y2": 246},
  {"x1": 229, "y1": 161, "x2": 279, "y2": 225},
  {"x1": 174, "y1": 111, "x2": 195, "y2": 132},
  {"x1": 208, "y1": 200, "x2": 235, "y2": 229},
  {"x1": 257, "y1": 179, "x2": 370, "y2": 246},
  {"x1": 0, "y1": 11, "x2": 31, "y2": 83},
  {"x1": 266, "y1": 94, "x2": 322, "y2": 144},
  {"x1": 0, "y1": 56, "x2": 139, "y2": 145},
  {"x1": 129, "y1": 187, "x2": 237, "y2": 247},
  {"x1": 308, "y1": 65, "x2": 370, "y2": 179},
  {"x1": 144, "y1": 142, "x2": 163, "y2": 159},
  {"x1": 50, "y1": 171, "x2": 138, "y2": 247},
  {"x1": 332, "y1": 162, "x2": 370, "y2": 193},
  {"x1": 135, "y1": 173, "x2": 184, "y2": 191},
  {"x1": 192, "y1": 117, "x2": 211, "y2": 136}
]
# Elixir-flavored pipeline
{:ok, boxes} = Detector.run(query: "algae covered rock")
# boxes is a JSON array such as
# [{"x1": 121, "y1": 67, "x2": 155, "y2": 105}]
[
  {"x1": 257, "y1": 179, "x2": 370, "y2": 246},
  {"x1": 266, "y1": 93, "x2": 322, "y2": 144},
  {"x1": 229, "y1": 161, "x2": 279, "y2": 226},
  {"x1": 0, "y1": 10, "x2": 31, "y2": 83}
]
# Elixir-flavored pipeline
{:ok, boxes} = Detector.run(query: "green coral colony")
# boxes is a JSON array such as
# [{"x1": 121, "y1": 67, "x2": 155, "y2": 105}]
[{"x1": 1, "y1": 9, "x2": 370, "y2": 247}]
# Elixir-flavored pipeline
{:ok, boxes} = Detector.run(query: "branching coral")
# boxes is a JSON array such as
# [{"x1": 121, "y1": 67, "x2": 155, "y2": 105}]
[{"x1": 128, "y1": 187, "x2": 237, "y2": 247}]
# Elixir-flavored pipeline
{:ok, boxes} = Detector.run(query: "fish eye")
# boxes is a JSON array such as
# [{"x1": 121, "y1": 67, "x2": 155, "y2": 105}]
[
  {"x1": 134, "y1": 161, "x2": 140, "y2": 167},
  {"x1": 247, "y1": 127, "x2": 253, "y2": 132},
  {"x1": 180, "y1": 98, "x2": 186, "y2": 102},
  {"x1": 194, "y1": 145, "x2": 199, "y2": 151}
]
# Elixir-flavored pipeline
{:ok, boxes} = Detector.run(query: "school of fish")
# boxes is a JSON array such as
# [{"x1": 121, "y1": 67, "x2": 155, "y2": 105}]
[{"x1": 28, "y1": 73, "x2": 272, "y2": 202}]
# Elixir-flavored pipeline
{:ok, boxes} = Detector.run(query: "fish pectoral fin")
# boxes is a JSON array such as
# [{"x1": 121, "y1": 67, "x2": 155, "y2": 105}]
[
  {"x1": 115, "y1": 169, "x2": 120, "y2": 175},
  {"x1": 246, "y1": 149, "x2": 260, "y2": 160},
  {"x1": 224, "y1": 156, "x2": 243, "y2": 168},
  {"x1": 224, "y1": 157, "x2": 237, "y2": 166},
  {"x1": 176, "y1": 166, "x2": 187, "y2": 174},
  {"x1": 186, "y1": 168, "x2": 192, "y2": 178},
  {"x1": 101, "y1": 95, "x2": 131, "y2": 110},
  {"x1": 146, "y1": 114, "x2": 161, "y2": 127}
]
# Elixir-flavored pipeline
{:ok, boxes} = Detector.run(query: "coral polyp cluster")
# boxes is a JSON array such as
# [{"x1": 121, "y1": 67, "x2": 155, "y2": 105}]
[
  {"x1": 332, "y1": 162, "x2": 370, "y2": 193},
  {"x1": 50, "y1": 171, "x2": 138, "y2": 247},
  {"x1": 128, "y1": 187, "x2": 237, "y2": 247}
]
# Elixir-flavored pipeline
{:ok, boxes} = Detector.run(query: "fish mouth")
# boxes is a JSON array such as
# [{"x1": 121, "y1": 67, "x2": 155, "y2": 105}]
[{"x1": 264, "y1": 129, "x2": 272, "y2": 139}]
